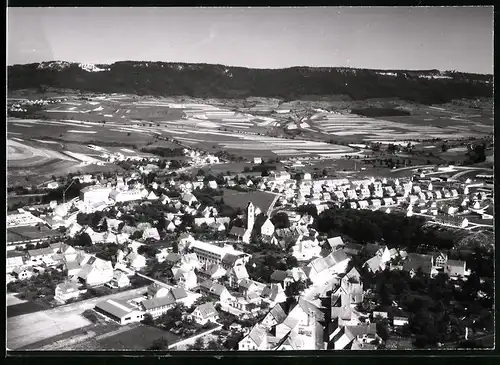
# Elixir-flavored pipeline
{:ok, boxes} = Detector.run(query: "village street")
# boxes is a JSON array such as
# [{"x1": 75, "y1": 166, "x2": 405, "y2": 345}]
[{"x1": 7, "y1": 285, "x2": 148, "y2": 350}]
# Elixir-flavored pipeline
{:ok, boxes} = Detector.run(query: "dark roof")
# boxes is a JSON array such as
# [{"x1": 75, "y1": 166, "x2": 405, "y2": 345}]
[
  {"x1": 230, "y1": 226, "x2": 247, "y2": 237},
  {"x1": 165, "y1": 253, "x2": 181, "y2": 263},
  {"x1": 142, "y1": 295, "x2": 175, "y2": 310},
  {"x1": 239, "y1": 278, "x2": 255, "y2": 289},
  {"x1": 268, "y1": 303, "x2": 287, "y2": 324},
  {"x1": 199, "y1": 279, "x2": 214, "y2": 291},
  {"x1": 270, "y1": 270, "x2": 288, "y2": 282},
  {"x1": 7, "y1": 251, "x2": 25, "y2": 258},
  {"x1": 402, "y1": 259, "x2": 433, "y2": 274},
  {"x1": 222, "y1": 253, "x2": 239, "y2": 266},
  {"x1": 253, "y1": 214, "x2": 269, "y2": 231},
  {"x1": 222, "y1": 188, "x2": 277, "y2": 215},
  {"x1": 171, "y1": 287, "x2": 188, "y2": 300},
  {"x1": 363, "y1": 243, "x2": 381, "y2": 256}
]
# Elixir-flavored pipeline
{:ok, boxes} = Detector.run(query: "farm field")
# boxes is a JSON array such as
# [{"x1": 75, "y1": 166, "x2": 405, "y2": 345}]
[
  {"x1": 7, "y1": 93, "x2": 493, "y2": 181},
  {"x1": 306, "y1": 111, "x2": 491, "y2": 144}
]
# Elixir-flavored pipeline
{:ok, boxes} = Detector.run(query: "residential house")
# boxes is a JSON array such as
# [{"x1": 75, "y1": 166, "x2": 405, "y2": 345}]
[
  {"x1": 178, "y1": 233, "x2": 195, "y2": 252},
  {"x1": 227, "y1": 264, "x2": 250, "y2": 288},
  {"x1": 239, "y1": 325, "x2": 269, "y2": 350},
  {"x1": 147, "y1": 283, "x2": 170, "y2": 299},
  {"x1": 142, "y1": 227, "x2": 160, "y2": 241},
  {"x1": 304, "y1": 249, "x2": 350, "y2": 284},
  {"x1": 106, "y1": 270, "x2": 131, "y2": 289},
  {"x1": 7, "y1": 251, "x2": 25, "y2": 273},
  {"x1": 254, "y1": 216, "x2": 275, "y2": 237},
  {"x1": 402, "y1": 254, "x2": 435, "y2": 277},
  {"x1": 54, "y1": 281, "x2": 81, "y2": 303},
  {"x1": 26, "y1": 247, "x2": 54, "y2": 265},
  {"x1": 125, "y1": 252, "x2": 147, "y2": 270},
  {"x1": 261, "y1": 283, "x2": 287, "y2": 306},
  {"x1": 260, "y1": 303, "x2": 287, "y2": 329},
  {"x1": 332, "y1": 324, "x2": 378, "y2": 350},
  {"x1": 181, "y1": 193, "x2": 198, "y2": 206},
  {"x1": 12, "y1": 266, "x2": 34, "y2": 280},
  {"x1": 393, "y1": 316, "x2": 409, "y2": 327},
  {"x1": 192, "y1": 302, "x2": 218, "y2": 325},
  {"x1": 64, "y1": 258, "x2": 82, "y2": 278},
  {"x1": 326, "y1": 236, "x2": 345, "y2": 251},
  {"x1": 173, "y1": 268, "x2": 198, "y2": 290},
  {"x1": 197, "y1": 263, "x2": 227, "y2": 282},
  {"x1": 77, "y1": 256, "x2": 114, "y2": 286},
  {"x1": 206, "y1": 281, "x2": 234, "y2": 303},
  {"x1": 444, "y1": 260, "x2": 470, "y2": 279}
]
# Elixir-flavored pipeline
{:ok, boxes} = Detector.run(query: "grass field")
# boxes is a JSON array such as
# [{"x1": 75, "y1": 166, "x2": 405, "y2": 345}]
[{"x1": 96, "y1": 324, "x2": 181, "y2": 350}]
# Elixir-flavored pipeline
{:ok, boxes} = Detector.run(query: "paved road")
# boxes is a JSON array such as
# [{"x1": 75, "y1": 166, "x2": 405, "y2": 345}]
[{"x1": 7, "y1": 286, "x2": 148, "y2": 350}]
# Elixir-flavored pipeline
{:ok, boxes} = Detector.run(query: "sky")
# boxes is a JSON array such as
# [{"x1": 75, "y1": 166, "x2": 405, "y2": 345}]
[{"x1": 7, "y1": 7, "x2": 494, "y2": 74}]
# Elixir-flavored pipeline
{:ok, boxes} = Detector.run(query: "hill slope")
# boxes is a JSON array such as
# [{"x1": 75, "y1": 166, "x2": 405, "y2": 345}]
[{"x1": 7, "y1": 61, "x2": 493, "y2": 104}]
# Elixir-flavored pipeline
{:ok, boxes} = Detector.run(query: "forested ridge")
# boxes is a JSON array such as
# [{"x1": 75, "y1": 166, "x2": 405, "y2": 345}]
[{"x1": 8, "y1": 61, "x2": 493, "y2": 104}]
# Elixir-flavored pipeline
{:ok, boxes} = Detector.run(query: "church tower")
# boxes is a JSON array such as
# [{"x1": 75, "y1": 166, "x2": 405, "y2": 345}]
[{"x1": 246, "y1": 202, "x2": 255, "y2": 231}]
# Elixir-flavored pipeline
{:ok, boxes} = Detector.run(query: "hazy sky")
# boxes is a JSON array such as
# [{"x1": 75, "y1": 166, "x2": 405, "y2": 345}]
[{"x1": 7, "y1": 7, "x2": 494, "y2": 74}]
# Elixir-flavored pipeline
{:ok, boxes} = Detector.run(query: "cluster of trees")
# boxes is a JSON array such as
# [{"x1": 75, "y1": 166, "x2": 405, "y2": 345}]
[
  {"x1": 315, "y1": 208, "x2": 462, "y2": 252},
  {"x1": 246, "y1": 237, "x2": 299, "y2": 282},
  {"x1": 364, "y1": 268, "x2": 493, "y2": 348},
  {"x1": 350, "y1": 107, "x2": 411, "y2": 117},
  {"x1": 285, "y1": 279, "x2": 313, "y2": 297},
  {"x1": 465, "y1": 143, "x2": 487, "y2": 164},
  {"x1": 7, "y1": 268, "x2": 67, "y2": 300},
  {"x1": 271, "y1": 212, "x2": 291, "y2": 229},
  {"x1": 8, "y1": 62, "x2": 492, "y2": 104},
  {"x1": 139, "y1": 147, "x2": 185, "y2": 158}
]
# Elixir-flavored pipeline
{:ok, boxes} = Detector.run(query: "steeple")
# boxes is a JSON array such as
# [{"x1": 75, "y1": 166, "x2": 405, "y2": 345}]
[{"x1": 246, "y1": 202, "x2": 255, "y2": 231}]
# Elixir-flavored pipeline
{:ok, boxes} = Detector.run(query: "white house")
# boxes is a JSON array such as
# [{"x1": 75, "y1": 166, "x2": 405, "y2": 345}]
[
  {"x1": 126, "y1": 252, "x2": 147, "y2": 270},
  {"x1": 239, "y1": 325, "x2": 268, "y2": 350},
  {"x1": 54, "y1": 281, "x2": 81, "y2": 303},
  {"x1": 191, "y1": 302, "x2": 218, "y2": 325},
  {"x1": 142, "y1": 227, "x2": 160, "y2": 241},
  {"x1": 106, "y1": 270, "x2": 131, "y2": 289}
]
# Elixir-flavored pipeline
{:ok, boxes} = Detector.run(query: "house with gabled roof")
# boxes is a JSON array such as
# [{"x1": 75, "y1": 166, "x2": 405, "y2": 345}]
[
  {"x1": 261, "y1": 283, "x2": 287, "y2": 306},
  {"x1": 77, "y1": 256, "x2": 114, "y2": 286},
  {"x1": 147, "y1": 283, "x2": 170, "y2": 299},
  {"x1": 274, "y1": 330, "x2": 305, "y2": 350},
  {"x1": 260, "y1": 303, "x2": 287, "y2": 329},
  {"x1": 141, "y1": 294, "x2": 176, "y2": 318},
  {"x1": 142, "y1": 227, "x2": 160, "y2": 241},
  {"x1": 326, "y1": 236, "x2": 345, "y2": 250},
  {"x1": 12, "y1": 266, "x2": 34, "y2": 280},
  {"x1": 192, "y1": 302, "x2": 218, "y2": 325},
  {"x1": 125, "y1": 252, "x2": 147, "y2": 270},
  {"x1": 197, "y1": 263, "x2": 227, "y2": 282},
  {"x1": 55, "y1": 281, "x2": 82, "y2": 303},
  {"x1": 173, "y1": 268, "x2": 197, "y2": 290},
  {"x1": 402, "y1": 254, "x2": 436, "y2": 277},
  {"x1": 227, "y1": 264, "x2": 249, "y2": 288},
  {"x1": 106, "y1": 270, "x2": 131, "y2": 289},
  {"x1": 238, "y1": 325, "x2": 268, "y2": 350},
  {"x1": 444, "y1": 260, "x2": 470, "y2": 279},
  {"x1": 332, "y1": 323, "x2": 378, "y2": 350}
]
